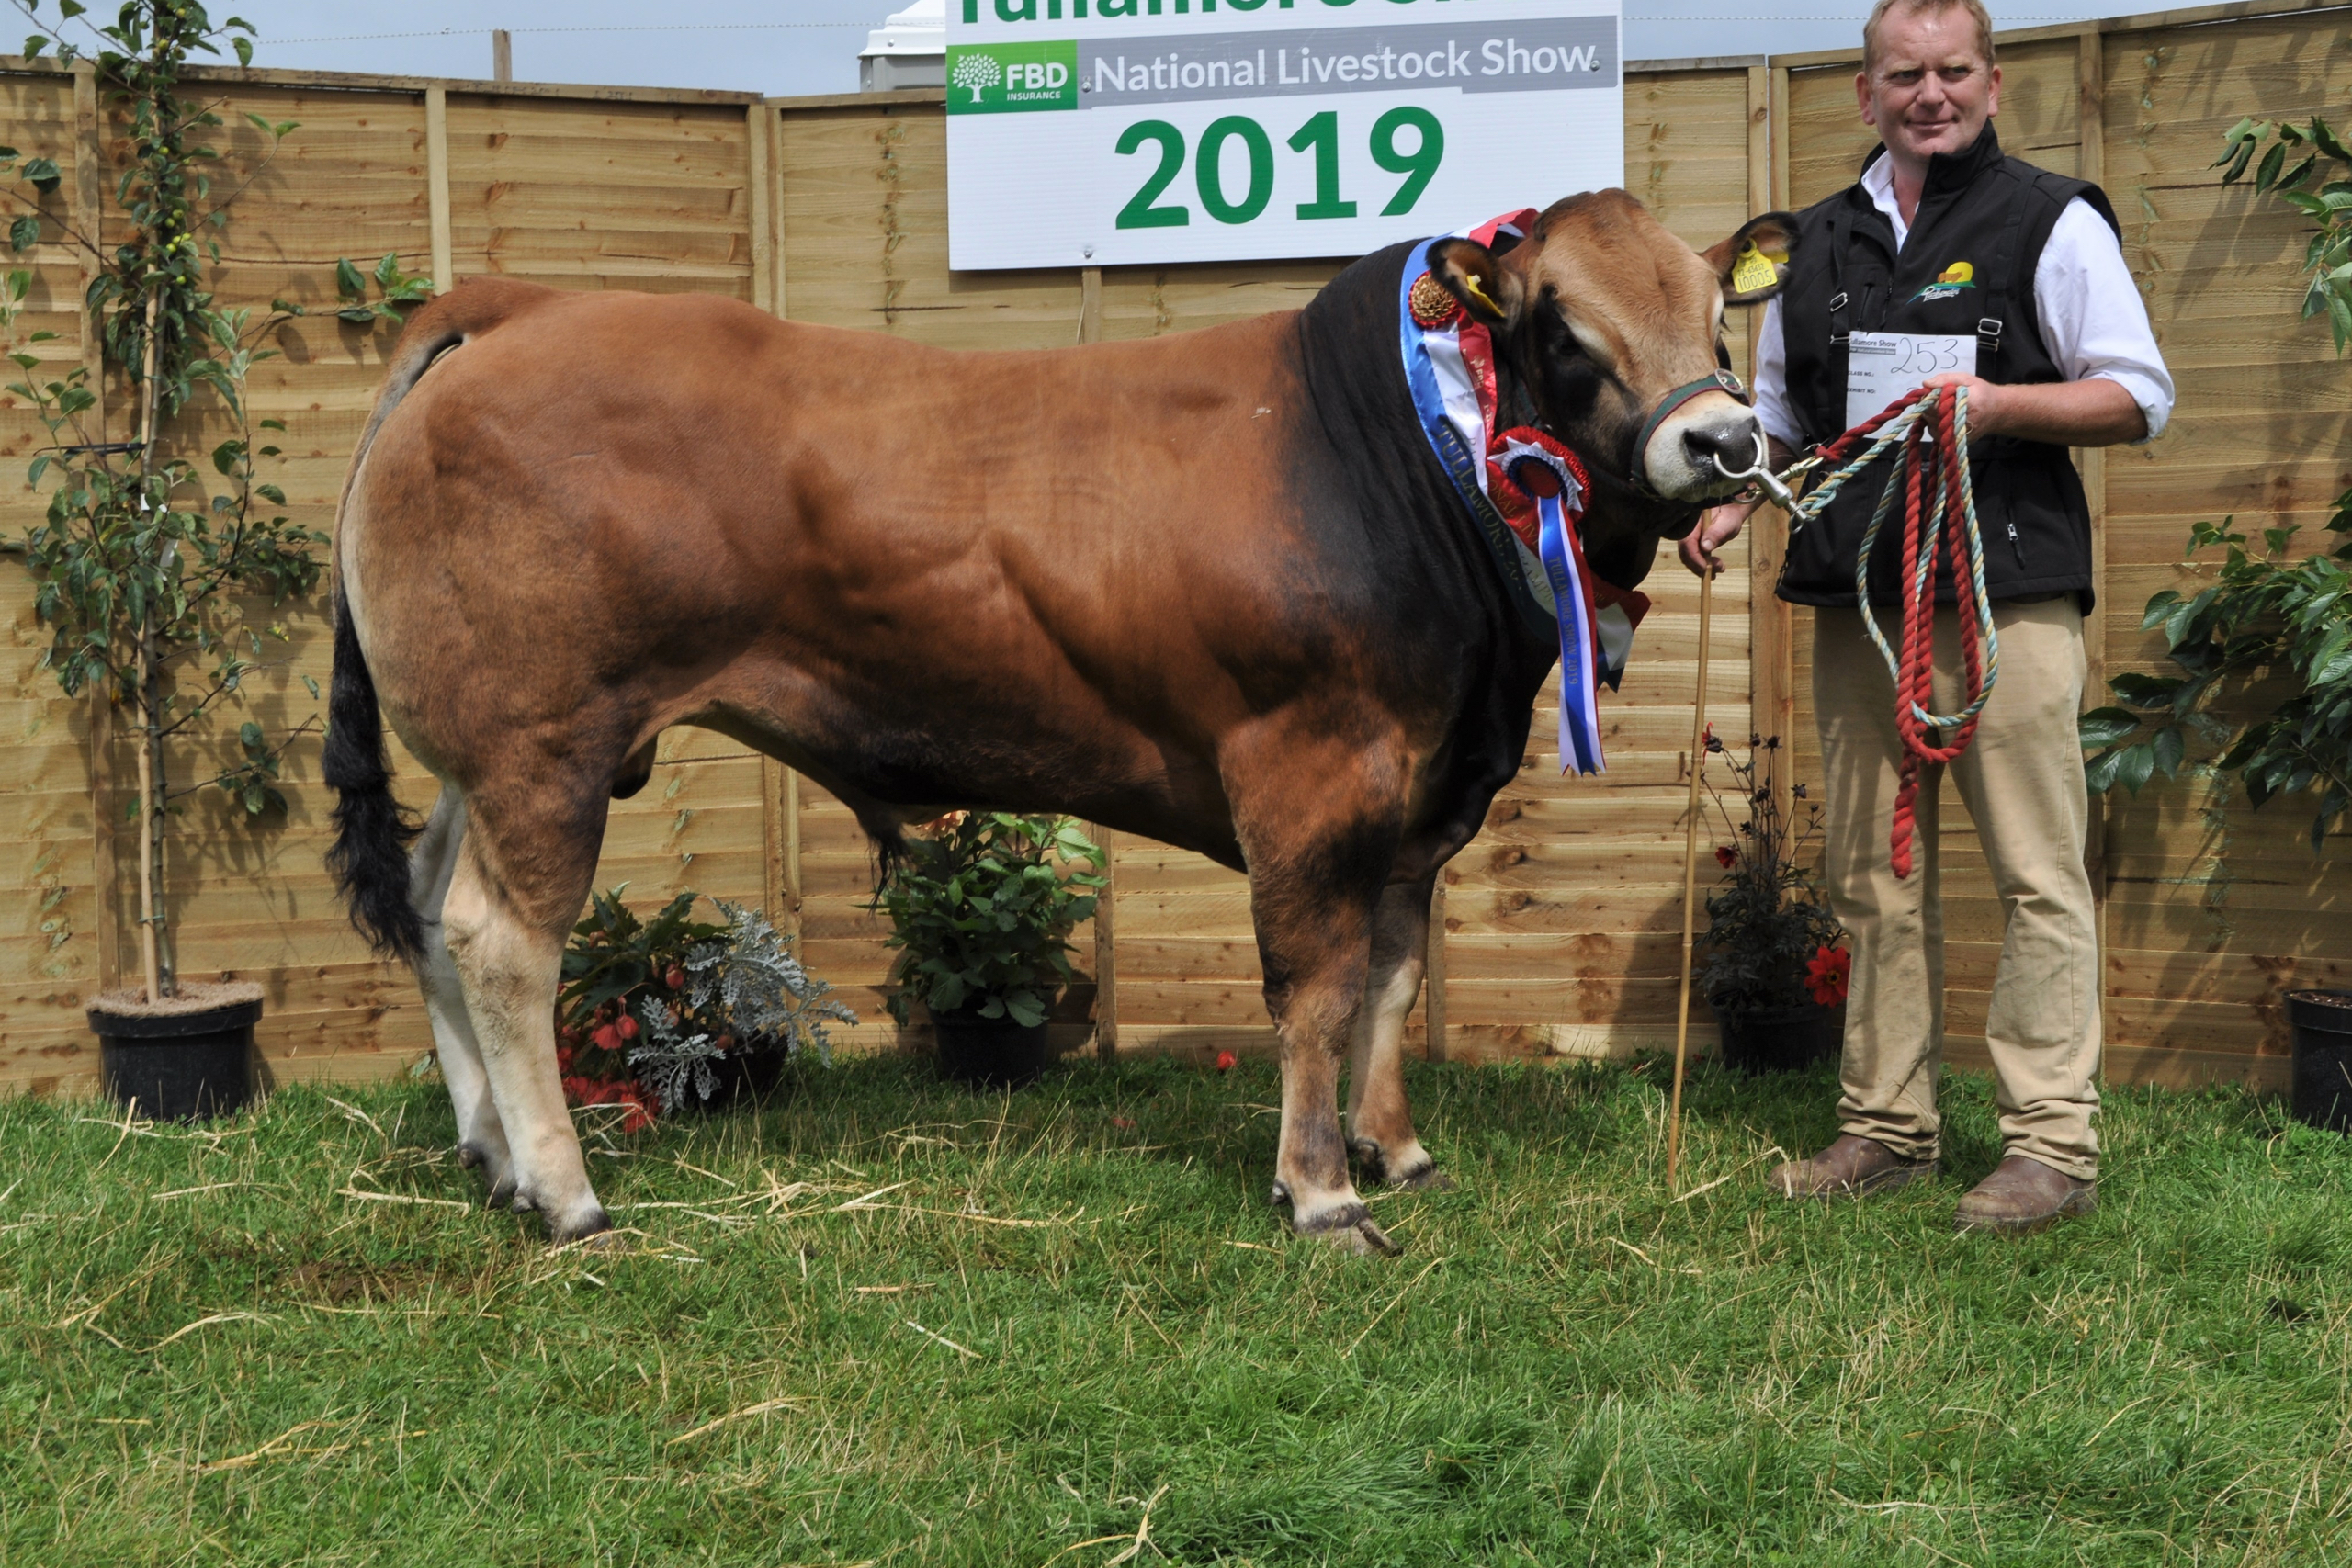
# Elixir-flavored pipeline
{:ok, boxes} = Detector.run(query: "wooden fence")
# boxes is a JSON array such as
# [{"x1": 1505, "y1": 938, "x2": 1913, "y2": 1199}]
[{"x1": 2, "y1": 0, "x2": 2344, "y2": 1098}]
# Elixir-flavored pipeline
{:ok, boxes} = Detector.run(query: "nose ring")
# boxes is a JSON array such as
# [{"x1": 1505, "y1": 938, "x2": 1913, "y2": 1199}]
[{"x1": 1711, "y1": 429, "x2": 1796, "y2": 510}]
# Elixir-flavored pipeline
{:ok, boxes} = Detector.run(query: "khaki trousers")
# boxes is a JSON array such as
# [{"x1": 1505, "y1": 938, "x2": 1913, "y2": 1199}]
[{"x1": 1812, "y1": 598, "x2": 2101, "y2": 1179}]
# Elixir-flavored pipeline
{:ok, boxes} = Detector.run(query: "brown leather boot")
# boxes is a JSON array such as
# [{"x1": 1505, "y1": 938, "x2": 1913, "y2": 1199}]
[
  {"x1": 1769, "y1": 1134, "x2": 1939, "y2": 1200},
  {"x1": 1954, "y1": 1155, "x2": 2096, "y2": 1235}
]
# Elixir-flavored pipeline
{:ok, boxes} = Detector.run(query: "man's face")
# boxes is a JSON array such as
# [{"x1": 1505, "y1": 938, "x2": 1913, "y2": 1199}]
[{"x1": 1857, "y1": 6, "x2": 2000, "y2": 167}]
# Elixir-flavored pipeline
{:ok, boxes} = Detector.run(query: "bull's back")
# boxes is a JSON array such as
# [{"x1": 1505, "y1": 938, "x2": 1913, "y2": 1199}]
[{"x1": 352, "y1": 284, "x2": 1356, "y2": 821}]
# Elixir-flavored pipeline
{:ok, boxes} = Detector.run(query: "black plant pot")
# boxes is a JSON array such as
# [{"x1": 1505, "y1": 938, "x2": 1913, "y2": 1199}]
[
  {"x1": 90, "y1": 992, "x2": 263, "y2": 1122},
  {"x1": 2286, "y1": 989, "x2": 2352, "y2": 1134},
  {"x1": 680, "y1": 1044, "x2": 789, "y2": 1114},
  {"x1": 1712, "y1": 998, "x2": 1844, "y2": 1076},
  {"x1": 931, "y1": 1005, "x2": 1051, "y2": 1090}
]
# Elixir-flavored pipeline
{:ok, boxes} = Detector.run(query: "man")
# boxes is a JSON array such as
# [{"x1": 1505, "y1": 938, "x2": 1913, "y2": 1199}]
[{"x1": 1686, "y1": 0, "x2": 2173, "y2": 1233}]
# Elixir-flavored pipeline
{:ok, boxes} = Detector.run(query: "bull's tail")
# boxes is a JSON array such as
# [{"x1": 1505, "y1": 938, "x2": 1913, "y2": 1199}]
[
  {"x1": 321, "y1": 279, "x2": 553, "y2": 966},
  {"x1": 322, "y1": 585, "x2": 424, "y2": 965}
]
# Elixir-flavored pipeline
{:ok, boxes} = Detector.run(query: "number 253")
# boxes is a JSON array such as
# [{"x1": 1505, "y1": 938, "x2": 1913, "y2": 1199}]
[{"x1": 1115, "y1": 107, "x2": 1444, "y2": 230}]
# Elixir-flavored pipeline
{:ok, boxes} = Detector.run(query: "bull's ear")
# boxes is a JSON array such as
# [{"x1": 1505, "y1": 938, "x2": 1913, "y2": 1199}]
[
  {"x1": 1703, "y1": 211, "x2": 1799, "y2": 305},
  {"x1": 1429, "y1": 236, "x2": 1524, "y2": 328}
]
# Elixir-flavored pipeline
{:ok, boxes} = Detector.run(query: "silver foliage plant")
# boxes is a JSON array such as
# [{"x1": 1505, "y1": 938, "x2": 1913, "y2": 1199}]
[{"x1": 626, "y1": 899, "x2": 856, "y2": 1115}]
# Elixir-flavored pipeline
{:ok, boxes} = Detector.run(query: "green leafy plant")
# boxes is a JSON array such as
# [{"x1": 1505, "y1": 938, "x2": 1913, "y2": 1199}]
[
  {"x1": 1694, "y1": 732, "x2": 1848, "y2": 1016},
  {"x1": 0, "y1": 2, "x2": 429, "y2": 1002},
  {"x1": 558, "y1": 888, "x2": 853, "y2": 1122},
  {"x1": 876, "y1": 813, "x2": 1106, "y2": 1030},
  {"x1": 2080, "y1": 508, "x2": 2352, "y2": 851},
  {"x1": 2213, "y1": 112, "x2": 2352, "y2": 352}
]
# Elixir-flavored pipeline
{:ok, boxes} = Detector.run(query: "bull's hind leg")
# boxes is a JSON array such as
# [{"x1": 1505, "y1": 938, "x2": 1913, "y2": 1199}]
[
  {"x1": 407, "y1": 788, "x2": 516, "y2": 1201},
  {"x1": 1236, "y1": 734, "x2": 1408, "y2": 1258},
  {"x1": 1345, "y1": 875, "x2": 1448, "y2": 1190},
  {"x1": 436, "y1": 792, "x2": 612, "y2": 1243}
]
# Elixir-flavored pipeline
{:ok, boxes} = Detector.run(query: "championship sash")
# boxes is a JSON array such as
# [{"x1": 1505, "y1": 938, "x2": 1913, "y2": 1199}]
[{"x1": 1397, "y1": 214, "x2": 1649, "y2": 775}]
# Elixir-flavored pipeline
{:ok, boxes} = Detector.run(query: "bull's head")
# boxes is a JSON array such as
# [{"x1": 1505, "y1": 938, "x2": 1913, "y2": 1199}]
[{"x1": 1429, "y1": 191, "x2": 1797, "y2": 590}]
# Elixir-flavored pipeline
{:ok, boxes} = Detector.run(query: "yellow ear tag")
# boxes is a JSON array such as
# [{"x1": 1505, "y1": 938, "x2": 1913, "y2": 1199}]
[
  {"x1": 1463, "y1": 276, "x2": 1504, "y2": 317},
  {"x1": 1732, "y1": 241, "x2": 1781, "y2": 296}
]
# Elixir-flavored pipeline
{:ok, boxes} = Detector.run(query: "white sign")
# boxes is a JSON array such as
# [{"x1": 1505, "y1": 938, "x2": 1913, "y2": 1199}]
[
  {"x1": 1845, "y1": 332, "x2": 1977, "y2": 433},
  {"x1": 945, "y1": 0, "x2": 1624, "y2": 272}
]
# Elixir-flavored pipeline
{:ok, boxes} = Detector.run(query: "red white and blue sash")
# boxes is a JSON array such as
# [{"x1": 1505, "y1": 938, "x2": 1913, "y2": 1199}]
[{"x1": 1397, "y1": 214, "x2": 1648, "y2": 775}]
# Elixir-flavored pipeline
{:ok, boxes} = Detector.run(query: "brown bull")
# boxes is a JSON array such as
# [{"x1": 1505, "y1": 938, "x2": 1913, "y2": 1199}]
[{"x1": 326, "y1": 190, "x2": 1796, "y2": 1253}]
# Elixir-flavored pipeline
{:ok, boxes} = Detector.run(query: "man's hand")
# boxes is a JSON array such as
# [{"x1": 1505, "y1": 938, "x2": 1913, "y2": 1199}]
[
  {"x1": 1682, "y1": 499, "x2": 1758, "y2": 578},
  {"x1": 1919, "y1": 371, "x2": 2144, "y2": 446}
]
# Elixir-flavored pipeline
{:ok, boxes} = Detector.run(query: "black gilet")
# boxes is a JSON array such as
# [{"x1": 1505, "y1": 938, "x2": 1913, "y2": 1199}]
[{"x1": 1776, "y1": 125, "x2": 2120, "y2": 611}]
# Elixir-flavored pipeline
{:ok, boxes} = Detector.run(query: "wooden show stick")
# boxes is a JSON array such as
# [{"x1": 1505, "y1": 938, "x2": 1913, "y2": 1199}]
[{"x1": 1666, "y1": 564, "x2": 1715, "y2": 1190}]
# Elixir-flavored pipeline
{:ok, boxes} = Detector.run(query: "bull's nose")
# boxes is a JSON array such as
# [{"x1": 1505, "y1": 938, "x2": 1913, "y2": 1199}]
[{"x1": 1683, "y1": 416, "x2": 1761, "y2": 478}]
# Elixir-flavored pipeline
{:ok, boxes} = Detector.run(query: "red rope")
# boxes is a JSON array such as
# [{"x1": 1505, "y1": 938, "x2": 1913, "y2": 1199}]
[{"x1": 1809, "y1": 387, "x2": 1990, "y2": 877}]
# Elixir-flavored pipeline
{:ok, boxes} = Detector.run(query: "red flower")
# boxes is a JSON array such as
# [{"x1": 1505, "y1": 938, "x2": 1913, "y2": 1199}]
[
  {"x1": 1714, "y1": 845, "x2": 1737, "y2": 869},
  {"x1": 1214, "y1": 1050, "x2": 1238, "y2": 1072},
  {"x1": 1805, "y1": 945, "x2": 1851, "y2": 1008},
  {"x1": 616, "y1": 1013, "x2": 640, "y2": 1043},
  {"x1": 592, "y1": 1022, "x2": 621, "y2": 1053},
  {"x1": 617, "y1": 1086, "x2": 653, "y2": 1134}
]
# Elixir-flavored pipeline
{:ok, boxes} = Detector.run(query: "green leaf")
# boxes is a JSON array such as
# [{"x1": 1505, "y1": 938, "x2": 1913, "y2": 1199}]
[
  {"x1": 2117, "y1": 742, "x2": 2157, "y2": 795},
  {"x1": 334, "y1": 257, "x2": 365, "y2": 300},
  {"x1": 232, "y1": 36, "x2": 253, "y2": 68},
  {"x1": 334, "y1": 305, "x2": 376, "y2": 324},
  {"x1": 2077, "y1": 707, "x2": 2143, "y2": 748},
  {"x1": 22, "y1": 37, "x2": 45, "y2": 61},
  {"x1": 2109, "y1": 671, "x2": 2183, "y2": 707},
  {"x1": 8, "y1": 214, "x2": 39, "y2": 252},
  {"x1": 2256, "y1": 141, "x2": 2288, "y2": 192},
  {"x1": 2151, "y1": 724, "x2": 2187, "y2": 778},
  {"x1": 21, "y1": 157, "x2": 58, "y2": 194}
]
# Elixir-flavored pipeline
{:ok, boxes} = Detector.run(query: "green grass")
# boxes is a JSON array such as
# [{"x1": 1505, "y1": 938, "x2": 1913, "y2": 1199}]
[{"x1": 2, "y1": 1052, "x2": 2346, "y2": 1567}]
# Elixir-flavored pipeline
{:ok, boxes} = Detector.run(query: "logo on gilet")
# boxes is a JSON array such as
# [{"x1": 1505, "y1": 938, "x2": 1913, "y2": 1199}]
[{"x1": 1912, "y1": 261, "x2": 1976, "y2": 302}]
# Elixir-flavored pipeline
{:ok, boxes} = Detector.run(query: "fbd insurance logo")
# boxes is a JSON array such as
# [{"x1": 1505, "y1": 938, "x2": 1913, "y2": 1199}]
[{"x1": 947, "y1": 41, "x2": 1080, "y2": 112}]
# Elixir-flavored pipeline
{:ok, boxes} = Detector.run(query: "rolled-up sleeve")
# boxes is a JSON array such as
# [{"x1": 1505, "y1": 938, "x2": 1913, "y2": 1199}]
[{"x1": 2036, "y1": 198, "x2": 2176, "y2": 442}]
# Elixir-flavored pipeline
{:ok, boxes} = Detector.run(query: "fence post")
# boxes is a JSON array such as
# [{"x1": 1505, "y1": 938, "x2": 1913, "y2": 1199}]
[
  {"x1": 425, "y1": 86, "x2": 452, "y2": 295},
  {"x1": 1077, "y1": 264, "x2": 1117, "y2": 1056},
  {"x1": 2075, "y1": 25, "x2": 2113, "y2": 1022}
]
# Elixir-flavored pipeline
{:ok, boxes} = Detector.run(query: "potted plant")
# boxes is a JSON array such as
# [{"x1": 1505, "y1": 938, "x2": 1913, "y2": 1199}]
[
  {"x1": 1695, "y1": 732, "x2": 1850, "y2": 1074},
  {"x1": 557, "y1": 888, "x2": 854, "y2": 1125},
  {"x1": 0, "y1": 5, "x2": 427, "y2": 1118},
  {"x1": 875, "y1": 812, "x2": 1106, "y2": 1089},
  {"x1": 2285, "y1": 989, "x2": 2352, "y2": 1133}
]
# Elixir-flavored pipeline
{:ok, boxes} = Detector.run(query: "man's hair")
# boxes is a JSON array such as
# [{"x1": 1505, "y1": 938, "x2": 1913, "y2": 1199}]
[{"x1": 1862, "y1": 0, "x2": 1997, "y2": 73}]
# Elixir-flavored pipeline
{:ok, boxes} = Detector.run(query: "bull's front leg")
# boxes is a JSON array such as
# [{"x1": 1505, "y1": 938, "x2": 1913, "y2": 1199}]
[
  {"x1": 1345, "y1": 874, "x2": 1449, "y2": 1190},
  {"x1": 1236, "y1": 734, "x2": 1408, "y2": 1258}
]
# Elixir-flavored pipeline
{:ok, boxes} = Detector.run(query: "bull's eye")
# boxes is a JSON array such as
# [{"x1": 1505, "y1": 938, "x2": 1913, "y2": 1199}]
[{"x1": 1715, "y1": 339, "x2": 1733, "y2": 372}]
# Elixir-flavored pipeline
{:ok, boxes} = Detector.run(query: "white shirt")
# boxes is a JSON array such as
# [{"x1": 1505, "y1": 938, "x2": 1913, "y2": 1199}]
[{"x1": 1751, "y1": 152, "x2": 2176, "y2": 446}]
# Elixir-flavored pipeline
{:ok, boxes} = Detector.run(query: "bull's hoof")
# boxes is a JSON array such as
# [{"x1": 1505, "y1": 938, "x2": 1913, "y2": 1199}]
[
  {"x1": 1292, "y1": 1201, "x2": 1403, "y2": 1258},
  {"x1": 548, "y1": 1204, "x2": 616, "y2": 1247},
  {"x1": 1349, "y1": 1138, "x2": 1453, "y2": 1192},
  {"x1": 1312, "y1": 1215, "x2": 1402, "y2": 1257},
  {"x1": 484, "y1": 1173, "x2": 520, "y2": 1211}
]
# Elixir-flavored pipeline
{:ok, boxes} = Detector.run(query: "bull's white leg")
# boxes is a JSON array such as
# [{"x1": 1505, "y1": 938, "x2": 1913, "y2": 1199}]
[
  {"x1": 1345, "y1": 877, "x2": 1444, "y2": 1189},
  {"x1": 408, "y1": 788, "x2": 515, "y2": 1201},
  {"x1": 437, "y1": 833, "x2": 609, "y2": 1243}
]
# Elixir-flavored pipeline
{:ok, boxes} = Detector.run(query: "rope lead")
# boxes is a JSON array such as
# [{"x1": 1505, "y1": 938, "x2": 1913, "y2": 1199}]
[{"x1": 1778, "y1": 385, "x2": 2000, "y2": 877}]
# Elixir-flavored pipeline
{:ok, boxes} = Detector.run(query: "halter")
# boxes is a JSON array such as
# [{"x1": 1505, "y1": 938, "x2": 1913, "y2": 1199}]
[{"x1": 1630, "y1": 367, "x2": 1754, "y2": 487}]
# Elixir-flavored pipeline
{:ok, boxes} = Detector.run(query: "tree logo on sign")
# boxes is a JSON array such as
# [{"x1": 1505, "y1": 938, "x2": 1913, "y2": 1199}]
[{"x1": 952, "y1": 51, "x2": 1001, "y2": 105}]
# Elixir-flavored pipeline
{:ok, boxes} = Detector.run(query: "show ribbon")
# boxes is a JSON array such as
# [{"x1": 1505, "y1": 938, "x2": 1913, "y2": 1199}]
[{"x1": 1397, "y1": 215, "x2": 1645, "y2": 775}]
